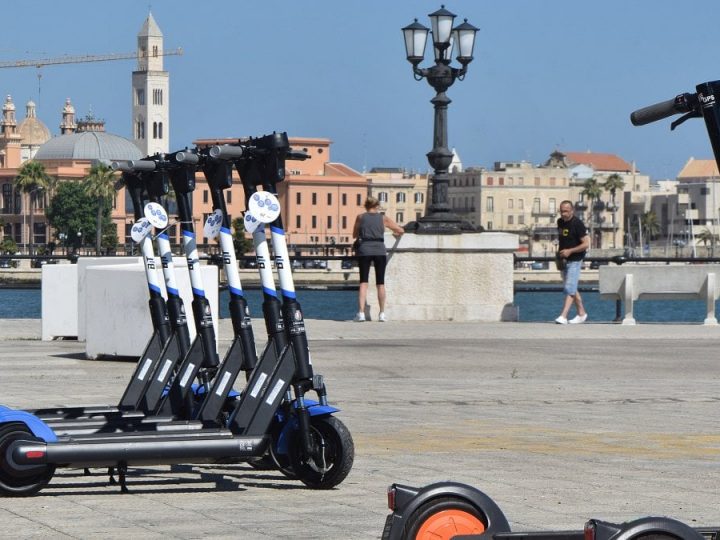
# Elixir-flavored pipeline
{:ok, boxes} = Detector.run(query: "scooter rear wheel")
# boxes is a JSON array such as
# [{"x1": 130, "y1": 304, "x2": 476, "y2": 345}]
[
  {"x1": 406, "y1": 497, "x2": 487, "y2": 540},
  {"x1": 288, "y1": 416, "x2": 354, "y2": 489},
  {"x1": 0, "y1": 423, "x2": 55, "y2": 497}
]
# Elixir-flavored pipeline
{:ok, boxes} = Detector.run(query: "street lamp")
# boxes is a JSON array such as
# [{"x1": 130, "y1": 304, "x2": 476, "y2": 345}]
[{"x1": 402, "y1": 5, "x2": 479, "y2": 234}]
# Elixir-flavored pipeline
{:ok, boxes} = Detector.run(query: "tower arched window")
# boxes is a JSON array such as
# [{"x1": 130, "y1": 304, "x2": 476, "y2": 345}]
[
  {"x1": 153, "y1": 122, "x2": 158, "y2": 139},
  {"x1": 158, "y1": 122, "x2": 163, "y2": 139}
]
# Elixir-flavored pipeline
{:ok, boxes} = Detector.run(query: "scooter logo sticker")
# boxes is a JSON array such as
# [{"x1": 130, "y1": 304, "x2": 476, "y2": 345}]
[
  {"x1": 244, "y1": 212, "x2": 262, "y2": 233},
  {"x1": 131, "y1": 218, "x2": 153, "y2": 243},
  {"x1": 144, "y1": 202, "x2": 169, "y2": 228},
  {"x1": 203, "y1": 209, "x2": 223, "y2": 240},
  {"x1": 248, "y1": 192, "x2": 280, "y2": 223},
  {"x1": 700, "y1": 93, "x2": 716, "y2": 109}
]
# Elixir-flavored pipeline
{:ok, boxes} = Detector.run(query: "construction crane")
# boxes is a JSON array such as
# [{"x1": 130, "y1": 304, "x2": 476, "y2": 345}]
[{"x1": 0, "y1": 47, "x2": 183, "y2": 69}]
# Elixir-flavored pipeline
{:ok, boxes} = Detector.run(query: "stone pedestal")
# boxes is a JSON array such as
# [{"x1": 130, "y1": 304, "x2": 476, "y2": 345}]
[{"x1": 363, "y1": 232, "x2": 519, "y2": 322}]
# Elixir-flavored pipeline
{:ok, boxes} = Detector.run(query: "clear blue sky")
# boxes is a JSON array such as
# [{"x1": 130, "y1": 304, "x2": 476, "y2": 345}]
[{"x1": 2, "y1": 0, "x2": 719, "y2": 180}]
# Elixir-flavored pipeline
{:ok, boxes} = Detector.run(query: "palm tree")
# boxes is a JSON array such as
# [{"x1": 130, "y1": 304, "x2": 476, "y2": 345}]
[
  {"x1": 641, "y1": 211, "x2": 660, "y2": 246},
  {"x1": 520, "y1": 224, "x2": 535, "y2": 257},
  {"x1": 697, "y1": 227, "x2": 718, "y2": 257},
  {"x1": 604, "y1": 174, "x2": 625, "y2": 248},
  {"x1": 581, "y1": 177, "x2": 603, "y2": 249},
  {"x1": 83, "y1": 162, "x2": 117, "y2": 255},
  {"x1": 14, "y1": 160, "x2": 51, "y2": 255}
]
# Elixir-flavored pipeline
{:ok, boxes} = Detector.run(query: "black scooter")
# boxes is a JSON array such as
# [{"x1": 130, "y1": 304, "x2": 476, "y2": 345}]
[
  {"x1": 0, "y1": 133, "x2": 353, "y2": 496},
  {"x1": 380, "y1": 82, "x2": 720, "y2": 539}
]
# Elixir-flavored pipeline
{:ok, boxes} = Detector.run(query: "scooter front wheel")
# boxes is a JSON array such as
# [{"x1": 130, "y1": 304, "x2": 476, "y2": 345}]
[
  {"x1": 405, "y1": 497, "x2": 487, "y2": 540},
  {"x1": 0, "y1": 423, "x2": 55, "y2": 497},
  {"x1": 288, "y1": 416, "x2": 354, "y2": 489}
]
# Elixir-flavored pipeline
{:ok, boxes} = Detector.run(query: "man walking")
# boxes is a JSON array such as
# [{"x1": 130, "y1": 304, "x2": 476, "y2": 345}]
[{"x1": 555, "y1": 200, "x2": 590, "y2": 324}]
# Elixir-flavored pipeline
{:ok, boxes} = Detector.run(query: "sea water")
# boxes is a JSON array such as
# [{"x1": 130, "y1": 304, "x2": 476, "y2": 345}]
[{"x1": 3, "y1": 287, "x2": 717, "y2": 323}]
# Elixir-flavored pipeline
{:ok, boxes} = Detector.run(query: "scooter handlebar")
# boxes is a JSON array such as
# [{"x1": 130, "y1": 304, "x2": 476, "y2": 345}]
[
  {"x1": 111, "y1": 159, "x2": 157, "y2": 172},
  {"x1": 630, "y1": 93, "x2": 693, "y2": 126},
  {"x1": 174, "y1": 151, "x2": 199, "y2": 165},
  {"x1": 209, "y1": 145, "x2": 245, "y2": 160}
]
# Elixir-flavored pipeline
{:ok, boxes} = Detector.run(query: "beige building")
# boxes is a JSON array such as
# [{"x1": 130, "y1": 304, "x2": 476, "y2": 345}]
[
  {"x1": 365, "y1": 168, "x2": 429, "y2": 227},
  {"x1": 447, "y1": 150, "x2": 651, "y2": 255}
]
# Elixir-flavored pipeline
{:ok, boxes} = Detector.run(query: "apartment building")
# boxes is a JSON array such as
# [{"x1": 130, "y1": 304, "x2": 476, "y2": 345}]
[
  {"x1": 365, "y1": 168, "x2": 429, "y2": 227},
  {"x1": 447, "y1": 150, "x2": 650, "y2": 255}
]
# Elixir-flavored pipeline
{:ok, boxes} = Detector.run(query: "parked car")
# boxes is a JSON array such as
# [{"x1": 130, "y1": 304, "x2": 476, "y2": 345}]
[
  {"x1": 291, "y1": 259, "x2": 303, "y2": 270},
  {"x1": 0, "y1": 259, "x2": 11, "y2": 269},
  {"x1": 341, "y1": 259, "x2": 353, "y2": 270}
]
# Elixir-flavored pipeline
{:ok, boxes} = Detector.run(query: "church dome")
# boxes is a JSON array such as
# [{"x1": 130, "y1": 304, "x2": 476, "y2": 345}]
[
  {"x1": 34, "y1": 131, "x2": 143, "y2": 161},
  {"x1": 17, "y1": 101, "x2": 51, "y2": 146}
]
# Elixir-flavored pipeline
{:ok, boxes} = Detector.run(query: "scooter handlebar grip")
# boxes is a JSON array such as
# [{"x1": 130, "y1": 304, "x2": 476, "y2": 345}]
[
  {"x1": 126, "y1": 160, "x2": 158, "y2": 172},
  {"x1": 209, "y1": 145, "x2": 245, "y2": 160},
  {"x1": 287, "y1": 150, "x2": 309, "y2": 161},
  {"x1": 630, "y1": 97, "x2": 681, "y2": 126},
  {"x1": 175, "y1": 151, "x2": 199, "y2": 165}
]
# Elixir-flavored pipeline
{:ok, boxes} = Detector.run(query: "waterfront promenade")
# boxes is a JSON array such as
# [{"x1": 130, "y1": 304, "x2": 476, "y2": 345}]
[{"x1": 0, "y1": 319, "x2": 718, "y2": 538}]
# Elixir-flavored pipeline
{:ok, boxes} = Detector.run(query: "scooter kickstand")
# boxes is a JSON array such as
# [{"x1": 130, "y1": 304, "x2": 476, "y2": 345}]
[
  {"x1": 117, "y1": 462, "x2": 129, "y2": 493},
  {"x1": 108, "y1": 466, "x2": 116, "y2": 485}
]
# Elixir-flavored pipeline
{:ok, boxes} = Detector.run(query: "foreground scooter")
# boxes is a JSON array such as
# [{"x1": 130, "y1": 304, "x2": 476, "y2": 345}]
[{"x1": 381, "y1": 81, "x2": 720, "y2": 540}]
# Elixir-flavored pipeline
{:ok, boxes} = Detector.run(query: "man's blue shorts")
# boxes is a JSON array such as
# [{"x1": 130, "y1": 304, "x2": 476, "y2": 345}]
[{"x1": 562, "y1": 260, "x2": 582, "y2": 296}]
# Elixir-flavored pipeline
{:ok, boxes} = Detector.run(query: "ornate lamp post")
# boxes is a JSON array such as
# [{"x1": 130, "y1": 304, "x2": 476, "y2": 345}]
[{"x1": 402, "y1": 6, "x2": 479, "y2": 234}]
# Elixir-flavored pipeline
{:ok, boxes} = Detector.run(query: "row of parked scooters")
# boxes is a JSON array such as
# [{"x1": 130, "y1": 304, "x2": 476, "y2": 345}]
[{"x1": 0, "y1": 132, "x2": 354, "y2": 496}]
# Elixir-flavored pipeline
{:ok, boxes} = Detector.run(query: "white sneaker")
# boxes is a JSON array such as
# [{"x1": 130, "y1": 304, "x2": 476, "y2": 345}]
[
  {"x1": 555, "y1": 316, "x2": 568, "y2": 325},
  {"x1": 569, "y1": 314, "x2": 587, "y2": 324},
  {"x1": 378, "y1": 312, "x2": 387, "y2": 322},
  {"x1": 354, "y1": 312, "x2": 366, "y2": 322}
]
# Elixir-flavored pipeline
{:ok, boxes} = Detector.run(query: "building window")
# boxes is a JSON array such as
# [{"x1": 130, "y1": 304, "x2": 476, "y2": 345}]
[
  {"x1": 203, "y1": 190, "x2": 208, "y2": 203},
  {"x1": 534, "y1": 177, "x2": 541, "y2": 186},
  {"x1": 327, "y1": 216, "x2": 332, "y2": 229},
  {"x1": 550, "y1": 177, "x2": 556, "y2": 186},
  {"x1": 518, "y1": 215, "x2": 525, "y2": 225},
  {"x1": 357, "y1": 194, "x2": 362, "y2": 206},
  {"x1": 487, "y1": 221, "x2": 493, "y2": 230},
  {"x1": 487, "y1": 177, "x2": 494, "y2": 186},
  {"x1": 342, "y1": 193, "x2": 347, "y2": 205},
  {"x1": 396, "y1": 192, "x2": 406, "y2": 203},
  {"x1": 136, "y1": 89, "x2": 145, "y2": 106},
  {"x1": 327, "y1": 193, "x2": 332, "y2": 205},
  {"x1": 296, "y1": 192, "x2": 301, "y2": 205},
  {"x1": 518, "y1": 177, "x2": 524, "y2": 186},
  {"x1": 311, "y1": 216, "x2": 317, "y2": 228},
  {"x1": 486, "y1": 197, "x2": 494, "y2": 212},
  {"x1": 226, "y1": 190, "x2": 232, "y2": 204},
  {"x1": 499, "y1": 177, "x2": 504, "y2": 186},
  {"x1": 1, "y1": 184, "x2": 11, "y2": 214},
  {"x1": 153, "y1": 88, "x2": 163, "y2": 105},
  {"x1": 414, "y1": 192, "x2": 424, "y2": 204},
  {"x1": 341, "y1": 216, "x2": 347, "y2": 228},
  {"x1": 312, "y1": 193, "x2": 317, "y2": 205},
  {"x1": 296, "y1": 215, "x2": 301, "y2": 228},
  {"x1": 153, "y1": 122, "x2": 157, "y2": 139},
  {"x1": 518, "y1": 199, "x2": 524, "y2": 210},
  {"x1": 152, "y1": 45, "x2": 159, "y2": 57},
  {"x1": 396, "y1": 212, "x2": 404, "y2": 223},
  {"x1": 508, "y1": 199, "x2": 513, "y2": 209},
  {"x1": 159, "y1": 122, "x2": 163, "y2": 139},
  {"x1": 533, "y1": 198, "x2": 540, "y2": 214},
  {"x1": 508, "y1": 215, "x2": 514, "y2": 225},
  {"x1": 549, "y1": 198, "x2": 556, "y2": 214},
  {"x1": 378, "y1": 192, "x2": 388, "y2": 203}
]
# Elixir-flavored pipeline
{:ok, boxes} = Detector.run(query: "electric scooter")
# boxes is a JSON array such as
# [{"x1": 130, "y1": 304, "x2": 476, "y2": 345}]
[
  {"x1": 201, "y1": 135, "x2": 347, "y2": 477},
  {"x1": 0, "y1": 135, "x2": 354, "y2": 496},
  {"x1": 380, "y1": 81, "x2": 720, "y2": 540}
]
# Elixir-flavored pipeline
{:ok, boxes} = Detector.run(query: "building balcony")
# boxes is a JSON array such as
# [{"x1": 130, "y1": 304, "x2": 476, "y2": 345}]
[
  {"x1": 531, "y1": 209, "x2": 556, "y2": 217},
  {"x1": 453, "y1": 206, "x2": 476, "y2": 214}
]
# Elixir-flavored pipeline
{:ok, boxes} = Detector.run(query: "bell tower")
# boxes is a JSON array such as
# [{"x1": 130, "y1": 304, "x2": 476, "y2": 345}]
[{"x1": 131, "y1": 12, "x2": 169, "y2": 156}]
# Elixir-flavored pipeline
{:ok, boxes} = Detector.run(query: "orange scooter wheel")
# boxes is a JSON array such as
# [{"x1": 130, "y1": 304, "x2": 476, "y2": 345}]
[{"x1": 408, "y1": 497, "x2": 487, "y2": 540}]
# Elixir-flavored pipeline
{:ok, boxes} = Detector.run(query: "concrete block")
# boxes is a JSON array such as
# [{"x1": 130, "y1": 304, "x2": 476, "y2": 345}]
[
  {"x1": 364, "y1": 232, "x2": 519, "y2": 322},
  {"x1": 84, "y1": 259, "x2": 218, "y2": 359},
  {"x1": 41, "y1": 264, "x2": 78, "y2": 340}
]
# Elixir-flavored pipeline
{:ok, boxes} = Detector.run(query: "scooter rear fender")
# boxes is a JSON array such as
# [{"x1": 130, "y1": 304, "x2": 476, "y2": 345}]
[{"x1": 0, "y1": 410, "x2": 57, "y2": 442}]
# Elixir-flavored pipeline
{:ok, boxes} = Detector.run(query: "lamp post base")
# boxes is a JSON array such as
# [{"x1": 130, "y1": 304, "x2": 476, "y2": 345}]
[{"x1": 405, "y1": 212, "x2": 478, "y2": 234}]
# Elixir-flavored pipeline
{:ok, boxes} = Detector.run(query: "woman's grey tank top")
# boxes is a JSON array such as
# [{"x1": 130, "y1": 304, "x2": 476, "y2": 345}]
[{"x1": 357, "y1": 213, "x2": 386, "y2": 256}]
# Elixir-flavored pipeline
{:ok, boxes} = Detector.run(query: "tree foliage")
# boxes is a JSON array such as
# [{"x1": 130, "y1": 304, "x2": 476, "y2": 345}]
[
  {"x1": 83, "y1": 162, "x2": 119, "y2": 255},
  {"x1": 14, "y1": 160, "x2": 52, "y2": 254},
  {"x1": 232, "y1": 217, "x2": 254, "y2": 257},
  {"x1": 47, "y1": 181, "x2": 115, "y2": 251}
]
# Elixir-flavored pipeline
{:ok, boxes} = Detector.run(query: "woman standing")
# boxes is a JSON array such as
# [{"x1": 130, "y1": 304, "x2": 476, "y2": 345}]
[{"x1": 352, "y1": 196, "x2": 404, "y2": 322}]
